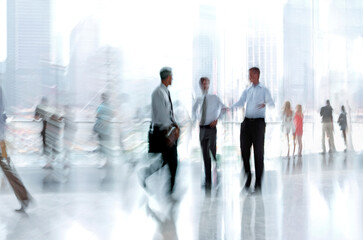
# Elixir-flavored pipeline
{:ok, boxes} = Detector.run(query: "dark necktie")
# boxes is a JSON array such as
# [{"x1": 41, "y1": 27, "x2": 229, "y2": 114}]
[
  {"x1": 168, "y1": 90, "x2": 174, "y2": 120},
  {"x1": 200, "y1": 96, "x2": 207, "y2": 125}
]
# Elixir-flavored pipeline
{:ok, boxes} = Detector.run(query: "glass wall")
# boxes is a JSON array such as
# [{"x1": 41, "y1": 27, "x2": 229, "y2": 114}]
[{"x1": 1, "y1": 0, "x2": 363, "y2": 156}]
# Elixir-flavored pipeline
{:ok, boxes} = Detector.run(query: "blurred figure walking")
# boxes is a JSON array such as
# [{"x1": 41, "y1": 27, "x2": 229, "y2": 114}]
[
  {"x1": 34, "y1": 97, "x2": 49, "y2": 155},
  {"x1": 281, "y1": 101, "x2": 295, "y2": 157},
  {"x1": 337, "y1": 105, "x2": 347, "y2": 151},
  {"x1": 0, "y1": 87, "x2": 33, "y2": 212},
  {"x1": 293, "y1": 104, "x2": 303, "y2": 156},
  {"x1": 140, "y1": 67, "x2": 179, "y2": 196},
  {"x1": 62, "y1": 105, "x2": 77, "y2": 168},
  {"x1": 320, "y1": 100, "x2": 336, "y2": 153},
  {"x1": 93, "y1": 93, "x2": 114, "y2": 168}
]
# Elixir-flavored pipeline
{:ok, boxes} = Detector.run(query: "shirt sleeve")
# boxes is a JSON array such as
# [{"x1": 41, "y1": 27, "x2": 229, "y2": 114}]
[
  {"x1": 217, "y1": 96, "x2": 228, "y2": 119},
  {"x1": 231, "y1": 89, "x2": 247, "y2": 110},
  {"x1": 192, "y1": 98, "x2": 201, "y2": 122},
  {"x1": 264, "y1": 88, "x2": 275, "y2": 107}
]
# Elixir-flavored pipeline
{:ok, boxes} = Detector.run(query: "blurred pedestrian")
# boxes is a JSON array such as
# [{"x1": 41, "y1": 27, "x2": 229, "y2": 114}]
[
  {"x1": 337, "y1": 105, "x2": 347, "y2": 151},
  {"x1": 320, "y1": 100, "x2": 336, "y2": 153},
  {"x1": 139, "y1": 67, "x2": 180, "y2": 196},
  {"x1": 293, "y1": 104, "x2": 303, "y2": 156},
  {"x1": 62, "y1": 105, "x2": 77, "y2": 168},
  {"x1": 0, "y1": 87, "x2": 33, "y2": 212},
  {"x1": 281, "y1": 101, "x2": 295, "y2": 157},
  {"x1": 93, "y1": 93, "x2": 113, "y2": 168},
  {"x1": 34, "y1": 97, "x2": 49, "y2": 155}
]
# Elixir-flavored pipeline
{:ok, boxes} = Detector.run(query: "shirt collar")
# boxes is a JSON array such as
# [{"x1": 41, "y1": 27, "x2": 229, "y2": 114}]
[
  {"x1": 248, "y1": 82, "x2": 263, "y2": 89},
  {"x1": 160, "y1": 83, "x2": 169, "y2": 92}
]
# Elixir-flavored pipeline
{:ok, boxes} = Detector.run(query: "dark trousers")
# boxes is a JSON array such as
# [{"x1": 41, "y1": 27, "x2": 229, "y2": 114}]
[
  {"x1": 145, "y1": 143, "x2": 178, "y2": 194},
  {"x1": 199, "y1": 127, "x2": 217, "y2": 184},
  {"x1": 240, "y1": 118, "x2": 266, "y2": 187},
  {"x1": 162, "y1": 144, "x2": 178, "y2": 193},
  {"x1": 41, "y1": 121, "x2": 47, "y2": 149}
]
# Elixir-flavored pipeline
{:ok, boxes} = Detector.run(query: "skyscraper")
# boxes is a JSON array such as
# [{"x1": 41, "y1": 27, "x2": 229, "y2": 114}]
[
  {"x1": 192, "y1": 4, "x2": 220, "y2": 96},
  {"x1": 246, "y1": 3, "x2": 281, "y2": 120},
  {"x1": 6, "y1": 0, "x2": 51, "y2": 114}
]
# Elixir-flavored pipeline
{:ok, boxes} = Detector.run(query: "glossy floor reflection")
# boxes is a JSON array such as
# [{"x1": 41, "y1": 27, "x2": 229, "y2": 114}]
[{"x1": 1, "y1": 151, "x2": 363, "y2": 240}]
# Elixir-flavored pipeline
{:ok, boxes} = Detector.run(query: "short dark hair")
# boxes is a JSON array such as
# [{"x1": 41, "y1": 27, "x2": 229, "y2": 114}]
[
  {"x1": 326, "y1": 99, "x2": 330, "y2": 105},
  {"x1": 199, "y1": 77, "x2": 210, "y2": 87},
  {"x1": 101, "y1": 92, "x2": 109, "y2": 102},
  {"x1": 160, "y1": 67, "x2": 172, "y2": 81},
  {"x1": 249, "y1": 67, "x2": 260, "y2": 76}
]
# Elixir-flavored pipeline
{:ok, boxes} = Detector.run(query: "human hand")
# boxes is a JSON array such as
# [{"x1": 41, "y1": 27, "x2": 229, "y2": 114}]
[
  {"x1": 166, "y1": 126, "x2": 179, "y2": 147},
  {"x1": 210, "y1": 120, "x2": 218, "y2": 128},
  {"x1": 257, "y1": 103, "x2": 266, "y2": 109}
]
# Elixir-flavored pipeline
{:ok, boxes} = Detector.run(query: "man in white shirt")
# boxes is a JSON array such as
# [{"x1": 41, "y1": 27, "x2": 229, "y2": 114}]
[
  {"x1": 320, "y1": 99, "x2": 336, "y2": 153},
  {"x1": 231, "y1": 67, "x2": 274, "y2": 192},
  {"x1": 141, "y1": 67, "x2": 179, "y2": 195},
  {"x1": 192, "y1": 77, "x2": 227, "y2": 189}
]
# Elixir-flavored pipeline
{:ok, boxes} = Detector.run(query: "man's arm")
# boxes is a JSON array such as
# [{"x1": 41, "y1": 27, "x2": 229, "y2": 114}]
[
  {"x1": 210, "y1": 96, "x2": 229, "y2": 128},
  {"x1": 217, "y1": 96, "x2": 229, "y2": 119},
  {"x1": 263, "y1": 87, "x2": 275, "y2": 108},
  {"x1": 231, "y1": 90, "x2": 247, "y2": 110},
  {"x1": 191, "y1": 97, "x2": 201, "y2": 123}
]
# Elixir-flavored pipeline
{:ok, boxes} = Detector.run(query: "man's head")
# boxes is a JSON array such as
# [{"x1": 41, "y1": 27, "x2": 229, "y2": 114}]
[
  {"x1": 101, "y1": 92, "x2": 109, "y2": 102},
  {"x1": 160, "y1": 67, "x2": 173, "y2": 87},
  {"x1": 326, "y1": 99, "x2": 330, "y2": 106},
  {"x1": 199, "y1": 77, "x2": 210, "y2": 94},
  {"x1": 41, "y1": 97, "x2": 48, "y2": 105},
  {"x1": 249, "y1": 67, "x2": 260, "y2": 85}
]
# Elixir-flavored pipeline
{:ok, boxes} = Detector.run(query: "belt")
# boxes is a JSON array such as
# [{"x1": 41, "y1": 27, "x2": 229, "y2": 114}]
[
  {"x1": 244, "y1": 117, "x2": 264, "y2": 121},
  {"x1": 199, "y1": 125, "x2": 215, "y2": 129}
]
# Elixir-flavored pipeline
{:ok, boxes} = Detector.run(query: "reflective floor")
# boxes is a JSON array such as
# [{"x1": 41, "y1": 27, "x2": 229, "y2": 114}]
[{"x1": 1, "y1": 151, "x2": 363, "y2": 240}]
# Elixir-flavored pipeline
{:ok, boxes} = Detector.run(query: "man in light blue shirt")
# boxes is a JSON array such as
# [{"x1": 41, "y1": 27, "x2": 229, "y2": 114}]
[
  {"x1": 231, "y1": 67, "x2": 274, "y2": 192},
  {"x1": 192, "y1": 77, "x2": 228, "y2": 189}
]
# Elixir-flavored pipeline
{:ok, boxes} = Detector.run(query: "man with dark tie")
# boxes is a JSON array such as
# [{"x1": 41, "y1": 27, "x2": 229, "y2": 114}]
[
  {"x1": 231, "y1": 67, "x2": 274, "y2": 192},
  {"x1": 192, "y1": 77, "x2": 227, "y2": 189},
  {"x1": 139, "y1": 67, "x2": 179, "y2": 195}
]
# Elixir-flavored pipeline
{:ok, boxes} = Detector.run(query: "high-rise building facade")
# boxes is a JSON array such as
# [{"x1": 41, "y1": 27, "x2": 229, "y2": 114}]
[
  {"x1": 192, "y1": 4, "x2": 220, "y2": 97},
  {"x1": 6, "y1": 0, "x2": 51, "y2": 114},
  {"x1": 246, "y1": 3, "x2": 282, "y2": 121}
]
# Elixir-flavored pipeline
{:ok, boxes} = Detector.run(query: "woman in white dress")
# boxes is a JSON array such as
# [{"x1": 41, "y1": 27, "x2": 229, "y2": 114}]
[{"x1": 281, "y1": 101, "x2": 295, "y2": 157}]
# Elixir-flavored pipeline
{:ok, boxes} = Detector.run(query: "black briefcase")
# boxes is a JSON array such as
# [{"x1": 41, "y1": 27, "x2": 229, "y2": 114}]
[{"x1": 148, "y1": 124, "x2": 165, "y2": 153}]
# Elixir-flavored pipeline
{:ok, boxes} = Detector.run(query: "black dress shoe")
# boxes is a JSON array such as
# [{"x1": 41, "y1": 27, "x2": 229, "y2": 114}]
[
  {"x1": 254, "y1": 183, "x2": 261, "y2": 192},
  {"x1": 245, "y1": 174, "x2": 252, "y2": 189}
]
